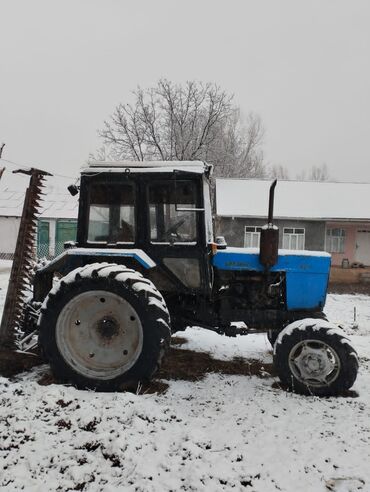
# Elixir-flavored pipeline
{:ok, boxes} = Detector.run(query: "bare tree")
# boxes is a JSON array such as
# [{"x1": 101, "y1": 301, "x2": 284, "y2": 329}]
[
  {"x1": 270, "y1": 164, "x2": 290, "y2": 180},
  {"x1": 296, "y1": 163, "x2": 330, "y2": 181},
  {"x1": 96, "y1": 79, "x2": 266, "y2": 178},
  {"x1": 309, "y1": 163, "x2": 329, "y2": 181},
  {"x1": 209, "y1": 110, "x2": 266, "y2": 178}
]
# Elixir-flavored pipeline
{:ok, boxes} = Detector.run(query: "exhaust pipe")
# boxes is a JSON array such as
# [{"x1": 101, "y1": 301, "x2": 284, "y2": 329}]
[{"x1": 259, "y1": 179, "x2": 279, "y2": 269}]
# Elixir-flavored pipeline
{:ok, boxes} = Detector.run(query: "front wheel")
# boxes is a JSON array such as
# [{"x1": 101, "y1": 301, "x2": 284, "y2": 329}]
[
  {"x1": 38, "y1": 263, "x2": 171, "y2": 390},
  {"x1": 273, "y1": 318, "x2": 358, "y2": 396}
]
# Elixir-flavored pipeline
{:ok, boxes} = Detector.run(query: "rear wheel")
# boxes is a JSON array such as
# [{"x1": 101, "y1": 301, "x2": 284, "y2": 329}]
[
  {"x1": 273, "y1": 318, "x2": 358, "y2": 396},
  {"x1": 38, "y1": 263, "x2": 171, "y2": 390}
]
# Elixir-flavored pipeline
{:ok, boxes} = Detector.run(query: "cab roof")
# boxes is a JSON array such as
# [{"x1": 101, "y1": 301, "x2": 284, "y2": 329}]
[{"x1": 82, "y1": 160, "x2": 211, "y2": 175}]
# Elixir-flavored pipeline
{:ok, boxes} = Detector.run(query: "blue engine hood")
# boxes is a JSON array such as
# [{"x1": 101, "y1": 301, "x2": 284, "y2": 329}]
[{"x1": 212, "y1": 247, "x2": 331, "y2": 311}]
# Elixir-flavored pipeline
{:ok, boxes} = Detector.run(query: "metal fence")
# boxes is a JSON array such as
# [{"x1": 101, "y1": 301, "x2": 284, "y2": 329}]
[{"x1": 0, "y1": 242, "x2": 68, "y2": 262}]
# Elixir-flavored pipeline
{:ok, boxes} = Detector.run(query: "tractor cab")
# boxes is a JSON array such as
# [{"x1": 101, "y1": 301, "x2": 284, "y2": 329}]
[{"x1": 75, "y1": 160, "x2": 214, "y2": 294}]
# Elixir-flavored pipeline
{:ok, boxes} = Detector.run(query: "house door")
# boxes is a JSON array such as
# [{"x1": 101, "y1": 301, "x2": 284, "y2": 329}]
[
  {"x1": 55, "y1": 221, "x2": 77, "y2": 256},
  {"x1": 356, "y1": 230, "x2": 370, "y2": 265},
  {"x1": 37, "y1": 221, "x2": 50, "y2": 258}
]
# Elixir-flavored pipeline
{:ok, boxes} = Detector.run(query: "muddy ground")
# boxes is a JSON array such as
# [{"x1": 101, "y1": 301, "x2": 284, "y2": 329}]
[{"x1": 0, "y1": 336, "x2": 274, "y2": 396}]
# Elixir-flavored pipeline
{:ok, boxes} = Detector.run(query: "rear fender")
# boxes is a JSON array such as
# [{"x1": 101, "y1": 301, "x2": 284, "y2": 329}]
[{"x1": 33, "y1": 248, "x2": 156, "y2": 302}]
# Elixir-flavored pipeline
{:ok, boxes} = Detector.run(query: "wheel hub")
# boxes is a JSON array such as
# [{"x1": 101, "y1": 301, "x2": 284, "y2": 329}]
[
  {"x1": 96, "y1": 316, "x2": 120, "y2": 340},
  {"x1": 288, "y1": 339, "x2": 341, "y2": 387}
]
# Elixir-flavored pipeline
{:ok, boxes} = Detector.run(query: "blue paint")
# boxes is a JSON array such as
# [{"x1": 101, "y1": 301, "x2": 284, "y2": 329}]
[
  {"x1": 65, "y1": 249, "x2": 155, "y2": 269},
  {"x1": 212, "y1": 248, "x2": 331, "y2": 310}
]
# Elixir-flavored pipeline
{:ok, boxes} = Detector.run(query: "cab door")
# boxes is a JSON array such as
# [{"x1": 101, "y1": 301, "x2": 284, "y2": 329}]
[{"x1": 144, "y1": 175, "x2": 212, "y2": 295}]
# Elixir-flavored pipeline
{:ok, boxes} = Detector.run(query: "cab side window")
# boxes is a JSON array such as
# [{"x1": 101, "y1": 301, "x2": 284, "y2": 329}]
[{"x1": 148, "y1": 181, "x2": 198, "y2": 244}]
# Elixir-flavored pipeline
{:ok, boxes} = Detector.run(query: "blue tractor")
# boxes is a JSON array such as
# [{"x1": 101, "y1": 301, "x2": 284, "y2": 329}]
[{"x1": 7, "y1": 161, "x2": 358, "y2": 395}]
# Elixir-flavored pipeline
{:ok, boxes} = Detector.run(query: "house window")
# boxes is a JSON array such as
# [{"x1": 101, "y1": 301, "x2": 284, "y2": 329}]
[
  {"x1": 326, "y1": 228, "x2": 345, "y2": 253},
  {"x1": 283, "y1": 227, "x2": 305, "y2": 250},
  {"x1": 244, "y1": 226, "x2": 262, "y2": 248}
]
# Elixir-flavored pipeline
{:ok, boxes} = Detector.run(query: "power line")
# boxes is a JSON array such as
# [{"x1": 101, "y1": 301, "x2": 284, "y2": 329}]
[{"x1": 0, "y1": 157, "x2": 76, "y2": 180}]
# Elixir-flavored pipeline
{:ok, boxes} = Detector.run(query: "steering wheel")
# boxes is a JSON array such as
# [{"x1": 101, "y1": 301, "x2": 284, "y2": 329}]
[{"x1": 165, "y1": 218, "x2": 186, "y2": 239}]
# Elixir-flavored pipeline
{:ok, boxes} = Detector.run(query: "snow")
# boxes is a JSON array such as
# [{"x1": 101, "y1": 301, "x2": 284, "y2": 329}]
[
  {"x1": 222, "y1": 246, "x2": 331, "y2": 257},
  {"x1": 46, "y1": 249, "x2": 157, "y2": 270},
  {"x1": 0, "y1": 171, "x2": 78, "y2": 220},
  {"x1": 177, "y1": 326, "x2": 272, "y2": 364},
  {"x1": 216, "y1": 178, "x2": 370, "y2": 221},
  {"x1": 261, "y1": 223, "x2": 278, "y2": 230},
  {"x1": 1, "y1": 264, "x2": 370, "y2": 491},
  {"x1": 274, "y1": 318, "x2": 347, "y2": 349},
  {"x1": 0, "y1": 259, "x2": 12, "y2": 270},
  {"x1": 84, "y1": 160, "x2": 209, "y2": 175}
]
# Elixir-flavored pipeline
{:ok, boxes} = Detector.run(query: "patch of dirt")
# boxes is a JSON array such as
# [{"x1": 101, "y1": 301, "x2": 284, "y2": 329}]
[
  {"x1": 33, "y1": 346, "x2": 273, "y2": 395},
  {"x1": 138, "y1": 380, "x2": 169, "y2": 395},
  {"x1": 328, "y1": 283, "x2": 370, "y2": 295},
  {"x1": 271, "y1": 381, "x2": 359, "y2": 398},
  {"x1": 37, "y1": 370, "x2": 57, "y2": 386},
  {"x1": 156, "y1": 347, "x2": 275, "y2": 382},
  {"x1": 80, "y1": 418, "x2": 101, "y2": 432},
  {"x1": 55, "y1": 419, "x2": 72, "y2": 430},
  {"x1": 170, "y1": 336, "x2": 188, "y2": 346},
  {"x1": 0, "y1": 349, "x2": 43, "y2": 377}
]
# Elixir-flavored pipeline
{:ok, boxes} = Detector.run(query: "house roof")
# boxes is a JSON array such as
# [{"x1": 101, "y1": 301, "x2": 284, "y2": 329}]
[
  {"x1": 0, "y1": 171, "x2": 78, "y2": 219},
  {"x1": 216, "y1": 178, "x2": 370, "y2": 221}
]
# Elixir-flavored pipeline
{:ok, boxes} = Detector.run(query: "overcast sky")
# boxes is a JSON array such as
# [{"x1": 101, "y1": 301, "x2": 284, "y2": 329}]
[{"x1": 1, "y1": 0, "x2": 370, "y2": 182}]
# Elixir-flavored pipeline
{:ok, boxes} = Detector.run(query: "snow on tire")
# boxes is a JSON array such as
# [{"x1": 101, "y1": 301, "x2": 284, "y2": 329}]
[
  {"x1": 273, "y1": 318, "x2": 359, "y2": 396},
  {"x1": 38, "y1": 263, "x2": 171, "y2": 391}
]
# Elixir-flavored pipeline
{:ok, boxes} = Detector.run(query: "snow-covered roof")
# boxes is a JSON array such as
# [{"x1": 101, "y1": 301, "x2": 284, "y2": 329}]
[
  {"x1": 84, "y1": 160, "x2": 209, "y2": 175},
  {"x1": 0, "y1": 171, "x2": 78, "y2": 219},
  {"x1": 216, "y1": 178, "x2": 370, "y2": 221}
]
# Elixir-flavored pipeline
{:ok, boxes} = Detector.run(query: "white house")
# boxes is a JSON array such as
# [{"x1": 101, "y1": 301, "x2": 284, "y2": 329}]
[
  {"x1": 216, "y1": 178, "x2": 370, "y2": 266},
  {"x1": 0, "y1": 171, "x2": 79, "y2": 259}
]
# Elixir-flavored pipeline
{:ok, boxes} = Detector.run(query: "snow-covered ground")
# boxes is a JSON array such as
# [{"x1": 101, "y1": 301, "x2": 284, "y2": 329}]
[{"x1": 1, "y1": 262, "x2": 370, "y2": 491}]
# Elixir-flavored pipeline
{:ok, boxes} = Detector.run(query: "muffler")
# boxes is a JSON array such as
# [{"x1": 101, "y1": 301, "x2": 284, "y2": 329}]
[{"x1": 259, "y1": 179, "x2": 279, "y2": 269}]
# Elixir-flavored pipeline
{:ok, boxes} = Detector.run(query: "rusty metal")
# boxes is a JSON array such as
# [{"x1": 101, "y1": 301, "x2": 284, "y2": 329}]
[
  {"x1": 259, "y1": 180, "x2": 279, "y2": 270},
  {"x1": 0, "y1": 168, "x2": 52, "y2": 349},
  {"x1": 259, "y1": 227, "x2": 279, "y2": 269},
  {"x1": 268, "y1": 179, "x2": 277, "y2": 224}
]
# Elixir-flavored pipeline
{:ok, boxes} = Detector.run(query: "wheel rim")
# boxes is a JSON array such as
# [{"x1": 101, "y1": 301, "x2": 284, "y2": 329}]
[
  {"x1": 56, "y1": 290, "x2": 143, "y2": 380},
  {"x1": 288, "y1": 339, "x2": 341, "y2": 388}
]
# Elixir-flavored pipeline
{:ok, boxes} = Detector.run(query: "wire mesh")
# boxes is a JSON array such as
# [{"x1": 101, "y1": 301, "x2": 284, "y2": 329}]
[{"x1": 0, "y1": 241, "x2": 69, "y2": 261}]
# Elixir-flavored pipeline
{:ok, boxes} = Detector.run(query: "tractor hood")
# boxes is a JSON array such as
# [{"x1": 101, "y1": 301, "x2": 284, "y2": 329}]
[{"x1": 212, "y1": 247, "x2": 331, "y2": 311}]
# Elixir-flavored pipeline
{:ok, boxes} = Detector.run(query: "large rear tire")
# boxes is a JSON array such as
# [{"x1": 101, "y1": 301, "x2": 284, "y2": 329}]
[
  {"x1": 273, "y1": 318, "x2": 358, "y2": 396},
  {"x1": 38, "y1": 263, "x2": 171, "y2": 390}
]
